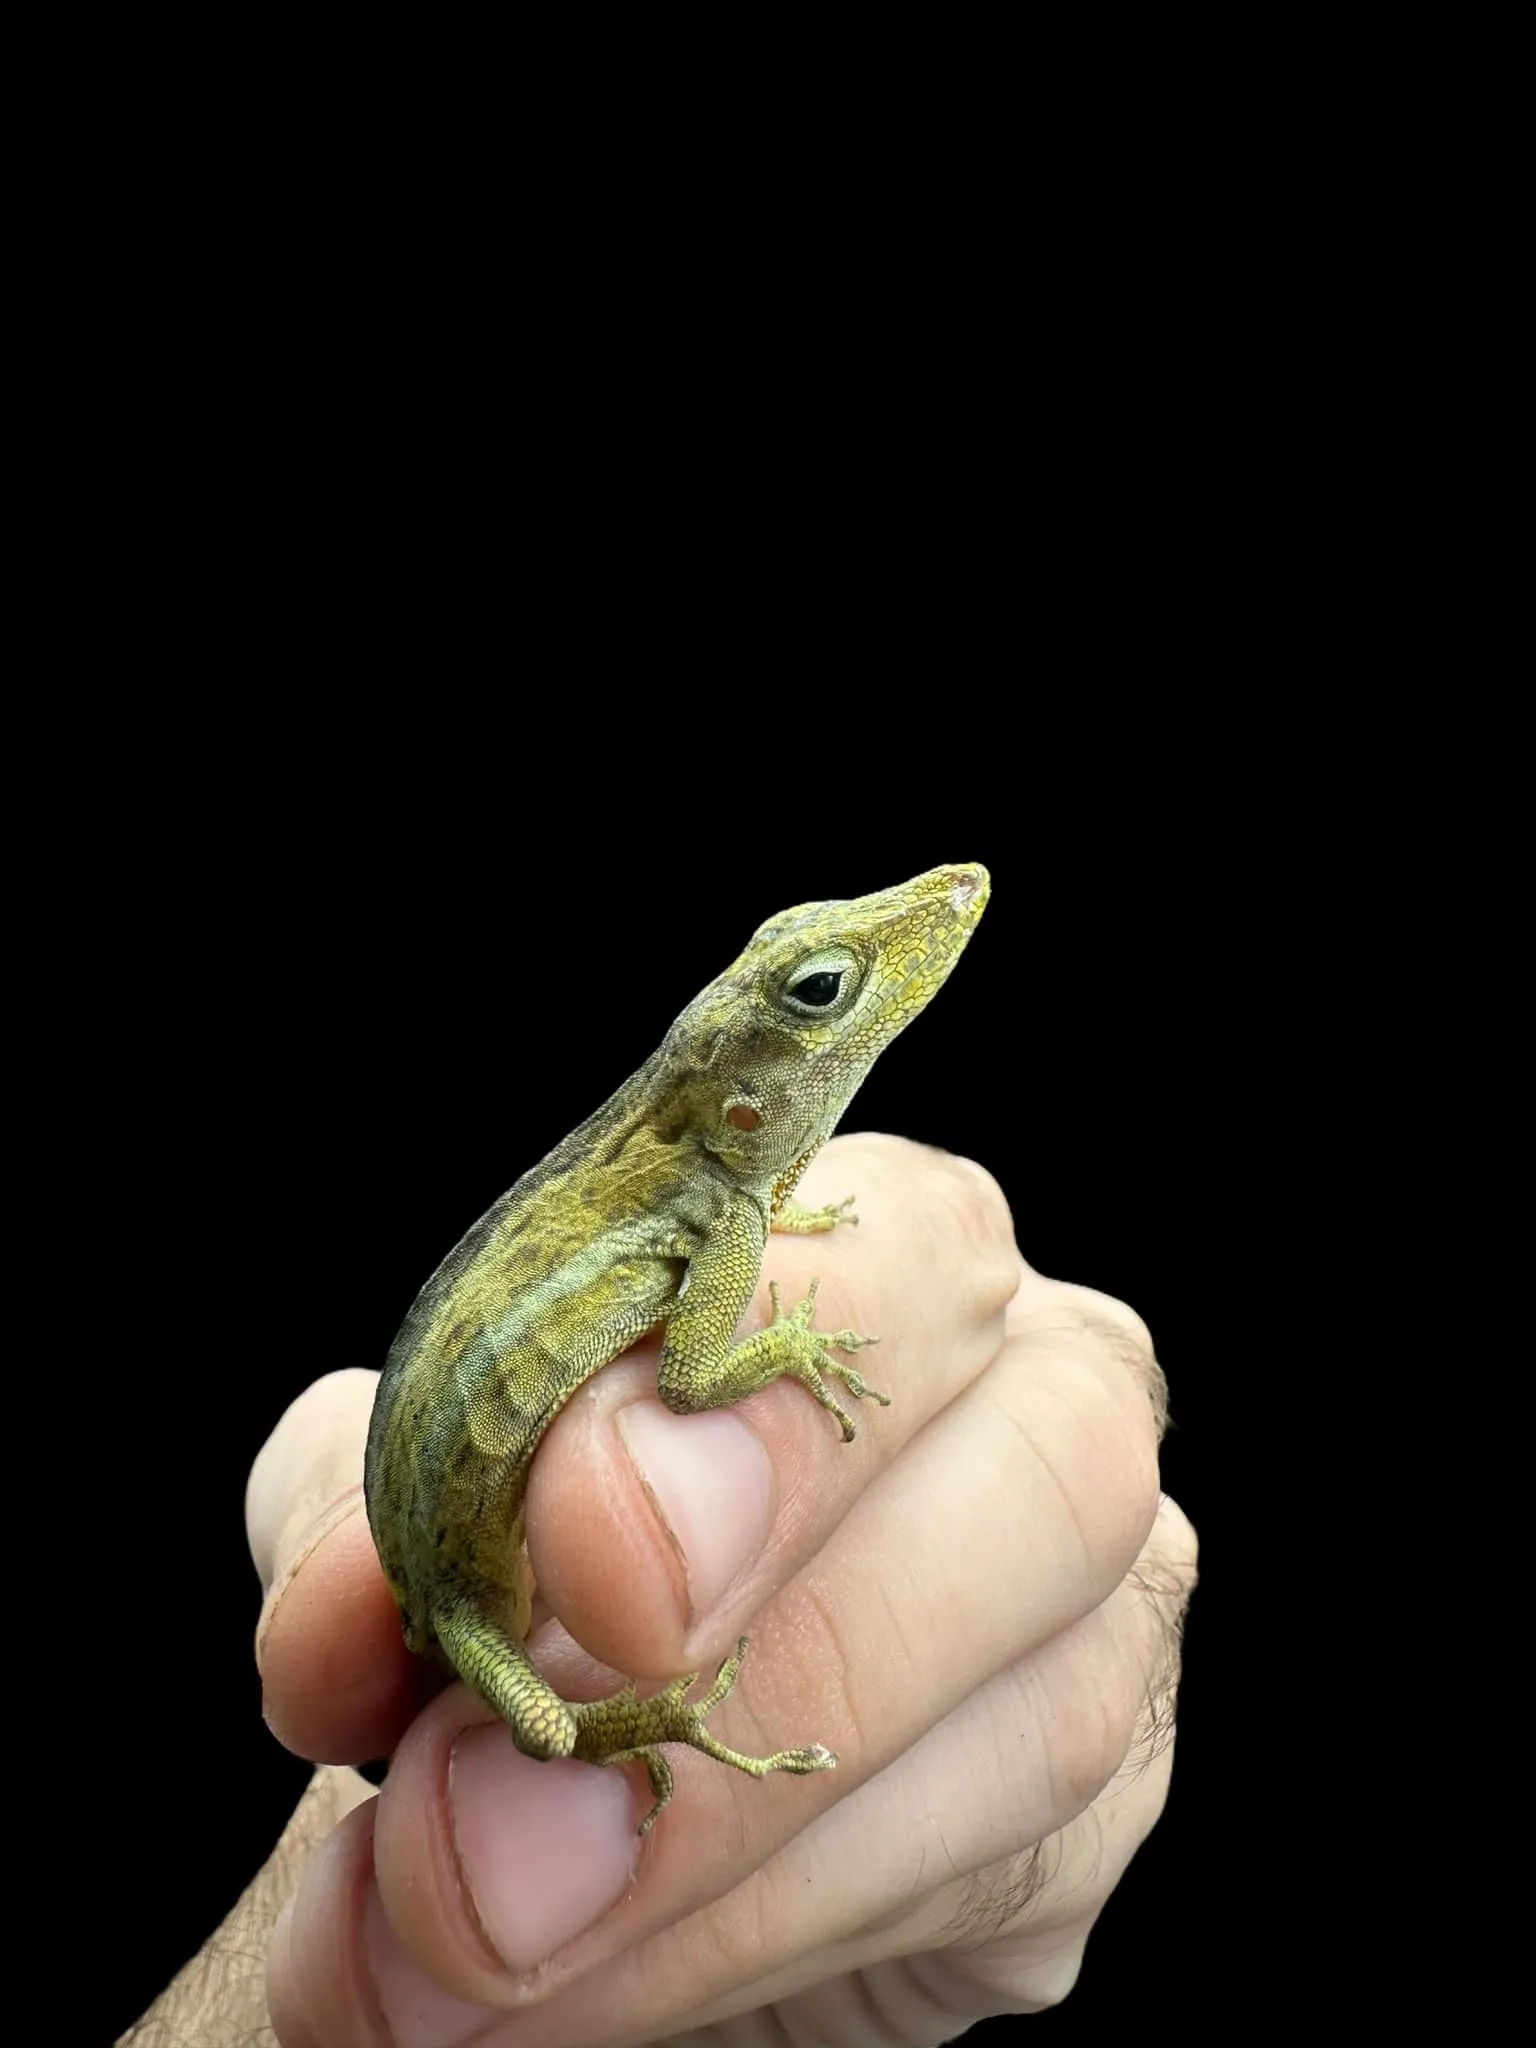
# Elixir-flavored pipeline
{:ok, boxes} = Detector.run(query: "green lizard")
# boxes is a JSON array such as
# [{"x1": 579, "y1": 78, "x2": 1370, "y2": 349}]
[{"x1": 364, "y1": 862, "x2": 990, "y2": 1832}]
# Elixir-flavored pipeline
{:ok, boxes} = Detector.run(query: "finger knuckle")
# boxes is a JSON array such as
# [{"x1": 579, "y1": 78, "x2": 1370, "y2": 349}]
[
  {"x1": 1023, "y1": 1281, "x2": 1167, "y2": 1442},
  {"x1": 926, "y1": 1152, "x2": 1020, "y2": 1298}
]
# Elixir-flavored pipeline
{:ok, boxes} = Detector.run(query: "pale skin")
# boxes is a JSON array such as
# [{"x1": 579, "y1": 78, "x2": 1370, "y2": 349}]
[{"x1": 243, "y1": 1137, "x2": 1195, "y2": 2048}]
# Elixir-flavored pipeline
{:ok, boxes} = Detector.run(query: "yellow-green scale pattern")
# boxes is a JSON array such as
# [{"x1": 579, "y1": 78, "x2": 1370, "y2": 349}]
[{"x1": 364, "y1": 863, "x2": 989, "y2": 1832}]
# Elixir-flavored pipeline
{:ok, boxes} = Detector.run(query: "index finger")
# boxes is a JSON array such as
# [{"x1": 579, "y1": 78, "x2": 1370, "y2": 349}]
[{"x1": 248, "y1": 1369, "x2": 431, "y2": 1763}]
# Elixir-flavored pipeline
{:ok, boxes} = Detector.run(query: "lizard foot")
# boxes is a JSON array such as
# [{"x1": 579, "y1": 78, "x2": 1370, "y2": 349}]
[
  {"x1": 774, "y1": 1192, "x2": 860, "y2": 1234},
  {"x1": 572, "y1": 1635, "x2": 838, "y2": 1834},
  {"x1": 767, "y1": 1277, "x2": 888, "y2": 1441}
]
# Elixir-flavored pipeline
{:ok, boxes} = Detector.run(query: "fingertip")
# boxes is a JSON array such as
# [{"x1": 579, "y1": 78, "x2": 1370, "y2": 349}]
[
  {"x1": 258, "y1": 1502, "x2": 436, "y2": 1762},
  {"x1": 266, "y1": 1899, "x2": 321, "y2": 2048},
  {"x1": 370, "y1": 1681, "x2": 649, "y2": 2009},
  {"x1": 247, "y1": 1368, "x2": 380, "y2": 1587},
  {"x1": 444, "y1": 1724, "x2": 640, "y2": 1974},
  {"x1": 617, "y1": 1398, "x2": 775, "y2": 1625},
  {"x1": 276, "y1": 1796, "x2": 387, "y2": 2048},
  {"x1": 365, "y1": 1880, "x2": 501, "y2": 2048},
  {"x1": 247, "y1": 1368, "x2": 435, "y2": 1762},
  {"x1": 527, "y1": 1350, "x2": 781, "y2": 1680}
]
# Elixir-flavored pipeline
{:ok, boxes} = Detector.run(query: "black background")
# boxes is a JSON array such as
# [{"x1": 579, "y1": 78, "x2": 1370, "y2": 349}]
[
  {"x1": 53, "y1": 35, "x2": 1329, "y2": 2033},
  {"x1": 102, "y1": 774, "x2": 1257, "y2": 2043}
]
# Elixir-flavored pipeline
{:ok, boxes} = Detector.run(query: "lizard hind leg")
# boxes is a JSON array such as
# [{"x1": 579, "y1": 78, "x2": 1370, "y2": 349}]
[
  {"x1": 433, "y1": 1592, "x2": 579, "y2": 1763},
  {"x1": 435, "y1": 1600, "x2": 836, "y2": 1835},
  {"x1": 571, "y1": 1636, "x2": 838, "y2": 1835}
]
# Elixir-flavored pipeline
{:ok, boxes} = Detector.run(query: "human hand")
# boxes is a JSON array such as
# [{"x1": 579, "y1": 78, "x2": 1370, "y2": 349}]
[{"x1": 250, "y1": 1134, "x2": 1194, "y2": 2046}]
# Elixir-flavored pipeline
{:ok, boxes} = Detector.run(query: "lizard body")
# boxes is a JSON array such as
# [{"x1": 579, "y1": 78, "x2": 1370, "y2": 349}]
[{"x1": 365, "y1": 863, "x2": 989, "y2": 1830}]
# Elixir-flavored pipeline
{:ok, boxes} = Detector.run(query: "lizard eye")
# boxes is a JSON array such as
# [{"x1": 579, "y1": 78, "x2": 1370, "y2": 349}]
[
  {"x1": 790, "y1": 971, "x2": 842, "y2": 1006},
  {"x1": 779, "y1": 948, "x2": 859, "y2": 1018}
]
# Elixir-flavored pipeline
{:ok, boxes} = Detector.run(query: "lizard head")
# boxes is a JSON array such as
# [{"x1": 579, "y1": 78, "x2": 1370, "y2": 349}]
[{"x1": 662, "y1": 863, "x2": 990, "y2": 1198}]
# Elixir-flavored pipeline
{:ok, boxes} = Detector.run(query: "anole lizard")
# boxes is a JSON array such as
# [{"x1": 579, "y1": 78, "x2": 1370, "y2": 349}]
[{"x1": 365, "y1": 863, "x2": 990, "y2": 1832}]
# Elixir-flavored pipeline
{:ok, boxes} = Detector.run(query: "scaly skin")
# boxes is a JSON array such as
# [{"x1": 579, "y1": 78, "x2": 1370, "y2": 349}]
[{"x1": 364, "y1": 863, "x2": 990, "y2": 1831}]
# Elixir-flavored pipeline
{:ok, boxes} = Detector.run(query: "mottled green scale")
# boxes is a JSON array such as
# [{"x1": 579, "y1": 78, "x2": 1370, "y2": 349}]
[{"x1": 365, "y1": 863, "x2": 989, "y2": 1831}]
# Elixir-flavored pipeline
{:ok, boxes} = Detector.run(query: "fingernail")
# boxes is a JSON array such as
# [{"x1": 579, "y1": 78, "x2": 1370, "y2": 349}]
[
  {"x1": 448, "y1": 1725, "x2": 639, "y2": 1973},
  {"x1": 366, "y1": 1884, "x2": 497, "y2": 2048},
  {"x1": 247, "y1": 1369, "x2": 380, "y2": 1591},
  {"x1": 265, "y1": 1900, "x2": 324, "y2": 2048},
  {"x1": 253, "y1": 1493, "x2": 367, "y2": 1677},
  {"x1": 617, "y1": 1402, "x2": 774, "y2": 1623}
]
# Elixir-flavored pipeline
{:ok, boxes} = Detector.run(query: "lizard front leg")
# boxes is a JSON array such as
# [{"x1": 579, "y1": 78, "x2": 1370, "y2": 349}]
[
  {"x1": 658, "y1": 1195, "x2": 888, "y2": 1442},
  {"x1": 773, "y1": 1192, "x2": 858, "y2": 1233}
]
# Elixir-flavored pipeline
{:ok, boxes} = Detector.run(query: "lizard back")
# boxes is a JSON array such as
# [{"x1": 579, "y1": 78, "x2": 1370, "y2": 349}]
[{"x1": 364, "y1": 1056, "x2": 731, "y2": 1647}]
